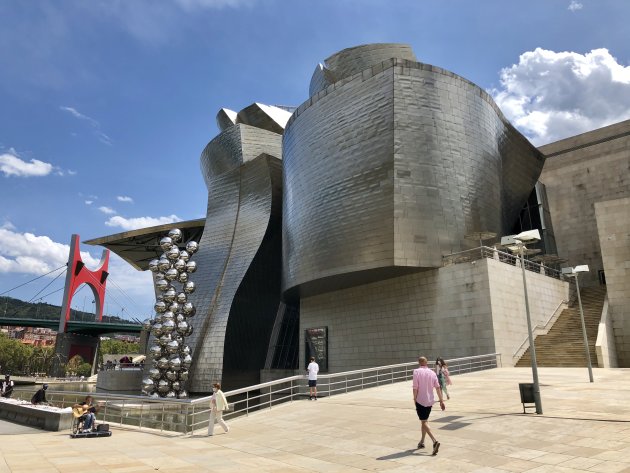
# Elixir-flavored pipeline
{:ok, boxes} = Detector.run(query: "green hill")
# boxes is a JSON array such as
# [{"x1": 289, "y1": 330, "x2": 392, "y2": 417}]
[{"x1": 0, "y1": 296, "x2": 129, "y2": 323}]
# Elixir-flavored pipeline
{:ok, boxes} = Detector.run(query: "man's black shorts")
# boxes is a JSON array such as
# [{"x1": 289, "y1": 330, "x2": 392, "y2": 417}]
[
  {"x1": 308, "y1": 380, "x2": 317, "y2": 387},
  {"x1": 415, "y1": 402, "x2": 432, "y2": 421}
]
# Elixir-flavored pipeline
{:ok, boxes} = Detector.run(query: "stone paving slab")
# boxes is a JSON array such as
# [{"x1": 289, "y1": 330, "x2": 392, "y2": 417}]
[{"x1": 1, "y1": 367, "x2": 630, "y2": 472}]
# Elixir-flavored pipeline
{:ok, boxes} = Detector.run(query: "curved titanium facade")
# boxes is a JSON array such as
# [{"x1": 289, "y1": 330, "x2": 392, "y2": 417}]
[
  {"x1": 283, "y1": 44, "x2": 545, "y2": 297},
  {"x1": 186, "y1": 123, "x2": 284, "y2": 392}
]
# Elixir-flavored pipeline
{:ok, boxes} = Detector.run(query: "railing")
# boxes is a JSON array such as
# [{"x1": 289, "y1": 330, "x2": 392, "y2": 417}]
[
  {"x1": 11, "y1": 353, "x2": 501, "y2": 435},
  {"x1": 188, "y1": 353, "x2": 502, "y2": 434},
  {"x1": 512, "y1": 299, "x2": 568, "y2": 363},
  {"x1": 443, "y1": 246, "x2": 562, "y2": 280}
]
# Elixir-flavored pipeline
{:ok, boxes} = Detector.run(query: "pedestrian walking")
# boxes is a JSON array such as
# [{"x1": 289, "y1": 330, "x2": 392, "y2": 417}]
[
  {"x1": 435, "y1": 357, "x2": 452, "y2": 400},
  {"x1": 413, "y1": 356, "x2": 445, "y2": 455},
  {"x1": 306, "y1": 356, "x2": 319, "y2": 400},
  {"x1": 208, "y1": 382, "x2": 230, "y2": 435},
  {"x1": 1, "y1": 375, "x2": 14, "y2": 398}
]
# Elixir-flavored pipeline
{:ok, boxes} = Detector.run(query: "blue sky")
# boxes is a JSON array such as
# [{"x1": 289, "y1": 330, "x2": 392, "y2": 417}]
[{"x1": 1, "y1": 0, "x2": 629, "y2": 320}]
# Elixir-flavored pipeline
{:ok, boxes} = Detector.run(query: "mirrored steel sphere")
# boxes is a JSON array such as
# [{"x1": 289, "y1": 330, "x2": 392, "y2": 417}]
[
  {"x1": 176, "y1": 292, "x2": 187, "y2": 304},
  {"x1": 177, "y1": 272, "x2": 189, "y2": 284},
  {"x1": 168, "y1": 228, "x2": 183, "y2": 243},
  {"x1": 142, "y1": 378, "x2": 154, "y2": 393},
  {"x1": 171, "y1": 380, "x2": 181, "y2": 392},
  {"x1": 168, "y1": 302, "x2": 180, "y2": 313},
  {"x1": 167, "y1": 247, "x2": 180, "y2": 261},
  {"x1": 166, "y1": 339, "x2": 180, "y2": 354},
  {"x1": 178, "y1": 369, "x2": 189, "y2": 382},
  {"x1": 184, "y1": 281, "x2": 196, "y2": 294},
  {"x1": 157, "y1": 357, "x2": 169, "y2": 370},
  {"x1": 176, "y1": 313, "x2": 186, "y2": 323},
  {"x1": 165, "y1": 268, "x2": 179, "y2": 281},
  {"x1": 180, "y1": 345, "x2": 191, "y2": 356},
  {"x1": 154, "y1": 313, "x2": 165, "y2": 324},
  {"x1": 163, "y1": 288, "x2": 177, "y2": 302},
  {"x1": 154, "y1": 272, "x2": 166, "y2": 281},
  {"x1": 151, "y1": 323, "x2": 163, "y2": 338},
  {"x1": 178, "y1": 250, "x2": 190, "y2": 262},
  {"x1": 159, "y1": 236, "x2": 173, "y2": 251},
  {"x1": 176, "y1": 321, "x2": 189, "y2": 336},
  {"x1": 185, "y1": 325, "x2": 193, "y2": 337},
  {"x1": 148, "y1": 368, "x2": 161, "y2": 381},
  {"x1": 148, "y1": 259, "x2": 159, "y2": 272},
  {"x1": 157, "y1": 379, "x2": 170, "y2": 394},
  {"x1": 142, "y1": 318, "x2": 152, "y2": 330},
  {"x1": 178, "y1": 390, "x2": 188, "y2": 399},
  {"x1": 186, "y1": 241, "x2": 199, "y2": 254},
  {"x1": 165, "y1": 370, "x2": 179, "y2": 381},
  {"x1": 165, "y1": 390, "x2": 177, "y2": 398},
  {"x1": 161, "y1": 311, "x2": 174, "y2": 322},
  {"x1": 158, "y1": 258, "x2": 171, "y2": 272},
  {"x1": 161, "y1": 319, "x2": 175, "y2": 334},
  {"x1": 149, "y1": 344, "x2": 162, "y2": 358},
  {"x1": 174, "y1": 259, "x2": 186, "y2": 272},
  {"x1": 155, "y1": 279, "x2": 169, "y2": 292},
  {"x1": 168, "y1": 356, "x2": 182, "y2": 371},
  {"x1": 181, "y1": 354, "x2": 193, "y2": 369},
  {"x1": 149, "y1": 391, "x2": 160, "y2": 399},
  {"x1": 154, "y1": 301, "x2": 167, "y2": 313},
  {"x1": 156, "y1": 294, "x2": 164, "y2": 302},
  {"x1": 159, "y1": 334, "x2": 172, "y2": 346},
  {"x1": 182, "y1": 302, "x2": 195, "y2": 316},
  {"x1": 185, "y1": 261, "x2": 197, "y2": 273}
]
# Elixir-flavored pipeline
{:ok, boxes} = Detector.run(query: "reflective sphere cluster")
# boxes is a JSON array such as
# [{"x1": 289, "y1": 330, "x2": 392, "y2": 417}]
[{"x1": 143, "y1": 228, "x2": 199, "y2": 399}]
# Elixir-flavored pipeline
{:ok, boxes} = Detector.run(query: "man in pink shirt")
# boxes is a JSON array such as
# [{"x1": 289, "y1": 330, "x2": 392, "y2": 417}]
[{"x1": 412, "y1": 356, "x2": 445, "y2": 455}]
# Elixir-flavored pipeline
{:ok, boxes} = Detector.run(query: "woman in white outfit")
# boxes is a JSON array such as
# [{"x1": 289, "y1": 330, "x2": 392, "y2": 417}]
[{"x1": 208, "y1": 382, "x2": 230, "y2": 435}]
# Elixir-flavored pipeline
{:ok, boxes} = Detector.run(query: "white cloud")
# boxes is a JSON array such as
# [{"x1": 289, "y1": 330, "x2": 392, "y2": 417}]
[
  {"x1": 68, "y1": 170, "x2": 77, "y2": 176},
  {"x1": 98, "y1": 206, "x2": 117, "y2": 215},
  {"x1": 105, "y1": 214, "x2": 181, "y2": 231},
  {"x1": 116, "y1": 195, "x2": 134, "y2": 203},
  {"x1": 568, "y1": 1, "x2": 583, "y2": 12},
  {"x1": 85, "y1": 200, "x2": 94, "y2": 205},
  {"x1": 0, "y1": 227, "x2": 101, "y2": 275},
  {"x1": 59, "y1": 106, "x2": 113, "y2": 146},
  {"x1": 492, "y1": 48, "x2": 630, "y2": 145},
  {"x1": 0, "y1": 150, "x2": 54, "y2": 177}
]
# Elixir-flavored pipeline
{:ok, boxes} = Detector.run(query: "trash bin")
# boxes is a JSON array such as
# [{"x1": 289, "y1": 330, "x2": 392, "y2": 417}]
[{"x1": 518, "y1": 383, "x2": 535, "y2": 413}]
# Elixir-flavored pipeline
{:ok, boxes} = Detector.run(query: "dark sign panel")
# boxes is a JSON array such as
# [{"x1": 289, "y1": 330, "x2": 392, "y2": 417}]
[{"x1": 305, "y1": 327, "x2": 328, "y2": 371}]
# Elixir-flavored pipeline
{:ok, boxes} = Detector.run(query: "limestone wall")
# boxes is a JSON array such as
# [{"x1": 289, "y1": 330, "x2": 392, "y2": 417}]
[
  {"x1": 299, "y1": 258, "x2": 568, "y2": 371},
  {"x1": 595, "y1": 197, "x2": 630, "y2": 366}
]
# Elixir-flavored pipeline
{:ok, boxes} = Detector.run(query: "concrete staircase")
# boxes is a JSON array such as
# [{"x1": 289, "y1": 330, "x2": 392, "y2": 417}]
[{"x1": 516, "y1": 286, "x2": 606, "y2": 368}]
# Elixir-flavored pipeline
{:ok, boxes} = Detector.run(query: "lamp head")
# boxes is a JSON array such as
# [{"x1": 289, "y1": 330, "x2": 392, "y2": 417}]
[
  {"x1": 515, "y1": 229, "x2": 541, "y2": 243},
  {"x1": 574, "y1": 265, "x2": 590, "y2": 273}
]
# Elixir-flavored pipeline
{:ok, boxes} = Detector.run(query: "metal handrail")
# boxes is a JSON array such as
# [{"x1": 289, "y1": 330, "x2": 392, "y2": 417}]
[
  {"x1": 512, "y1": 299, "x2": 569, "y2": 360},
  {"x1": 443, "y1": 246, "x2": 562, "y2": 280},
  {"x1": 10, "y1": 353, "x2": 501, "y2": 435}
]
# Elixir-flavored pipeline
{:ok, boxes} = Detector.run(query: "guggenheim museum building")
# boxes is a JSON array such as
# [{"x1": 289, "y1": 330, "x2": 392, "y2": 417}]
[{"x1": 88, "y1": 44, "x2": 630, "y2": 394}]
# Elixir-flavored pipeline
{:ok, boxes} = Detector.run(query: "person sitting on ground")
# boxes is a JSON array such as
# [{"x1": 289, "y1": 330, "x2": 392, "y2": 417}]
[
  {"x1": 1, "y1": 375, "x2": 14, "y2": 398},
  {"x1": 31, "y1": 384, "x2": 49, "y2": 404},
  {"x1": 74, "y1": 395, "x2": 98, "y2": 432}
]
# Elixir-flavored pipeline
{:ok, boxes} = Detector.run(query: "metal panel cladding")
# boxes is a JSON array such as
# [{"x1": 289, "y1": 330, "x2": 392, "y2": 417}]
[
  {"x1": 283, "y1": 44, "x2": 544, "y2": 298},
  {"x1": 186, "y1": 124, "x2": 283, "y2": 392}
]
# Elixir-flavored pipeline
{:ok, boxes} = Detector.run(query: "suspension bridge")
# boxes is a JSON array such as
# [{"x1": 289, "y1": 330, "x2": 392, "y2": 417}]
[{"x1": 0, "y1": 235, "x2": 145, "y2": 374}]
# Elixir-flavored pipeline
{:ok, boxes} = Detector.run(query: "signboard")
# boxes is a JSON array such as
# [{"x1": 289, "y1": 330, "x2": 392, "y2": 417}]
[{"x1": 305, "y1": 327, "x2": 328, "y2": 371}]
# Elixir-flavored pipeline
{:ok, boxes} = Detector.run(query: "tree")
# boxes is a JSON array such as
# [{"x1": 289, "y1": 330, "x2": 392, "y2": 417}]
[
  {"x1": 0, "y1": 333, "x2": 34, "y2": 375},
  {"x1": 98, "y1": 338, "x2": 140, "y2": 365},
  {"x1": 77, "y1": 362, "x2": 93, "y2": 377},
  {"x1": 66, "y1": 354, "x2": 84, "y2": 376}
]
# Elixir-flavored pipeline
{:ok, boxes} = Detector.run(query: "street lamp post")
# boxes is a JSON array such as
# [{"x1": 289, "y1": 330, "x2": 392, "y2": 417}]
[
  {"x1": 562, "y1": 265, "x2": 594, "y2": 383},
  {"x1": 501, "y1": 230, "x2": 543, "y2": 414}
]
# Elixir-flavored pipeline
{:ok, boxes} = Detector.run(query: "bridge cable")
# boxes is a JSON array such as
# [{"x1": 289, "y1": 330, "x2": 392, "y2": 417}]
[
  {"x1": 27, "y1": 267, "x2": 67, "y2": 303},
  {"x1": 0, "y1": 265, "x2": 67, "y2": 296},
  {"x1": 79, "y1": 269, "x2": 133, "y2": 321}
]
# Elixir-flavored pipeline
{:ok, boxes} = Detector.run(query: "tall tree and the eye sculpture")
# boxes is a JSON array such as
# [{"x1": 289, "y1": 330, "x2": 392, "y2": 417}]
[{"x1": 142, "y1": 228, "x2": 199, "y2": 399}]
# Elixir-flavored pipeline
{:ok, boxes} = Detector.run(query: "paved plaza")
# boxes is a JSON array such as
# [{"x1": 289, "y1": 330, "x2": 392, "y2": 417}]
[{"x1": 1, "y1": 367, "x2": 630, "y2": 472}]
